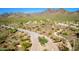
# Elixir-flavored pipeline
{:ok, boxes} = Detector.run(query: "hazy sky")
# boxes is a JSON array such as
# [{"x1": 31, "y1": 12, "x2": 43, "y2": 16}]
[{"x1": 0, "y1": 8, "x2": 79, "y2": 14}]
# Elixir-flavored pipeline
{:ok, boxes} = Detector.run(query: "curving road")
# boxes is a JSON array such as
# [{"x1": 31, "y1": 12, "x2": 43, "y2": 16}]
[
  {"x1": 2, "y1": 23, "x2": 77, "y2": 51},
  {"x1": 1, "y1": 25, "x2": 59, "y2": 51},
  {"x1": 54, "y1": 29, "x2": 72, "y2": 51},
  {"x1": 53, "y1": 23, "x2": 78, "y2": 51}
]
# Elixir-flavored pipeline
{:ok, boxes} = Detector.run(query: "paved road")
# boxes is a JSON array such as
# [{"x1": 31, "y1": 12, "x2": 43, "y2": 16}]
[
  {"x1": 54, "y1": 23, "x2": 73, "y2": 51},
  {"x1": 1, "y1": 25, "x2": 59, "y2": 51}
]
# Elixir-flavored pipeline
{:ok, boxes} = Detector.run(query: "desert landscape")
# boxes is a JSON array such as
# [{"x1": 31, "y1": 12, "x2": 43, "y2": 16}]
[{"x1": 0, "y1": 8, "x2": 79, "y2": 51}]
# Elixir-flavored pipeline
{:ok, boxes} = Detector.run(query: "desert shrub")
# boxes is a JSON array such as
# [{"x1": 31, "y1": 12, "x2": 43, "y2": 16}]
[
  {"x1": 62, "y1": 32, "x2": 68, "y2": 35},
  {"x1": 58, "y1": 45, "x2": 69, "y2": 51},
  {"x1": 53, "y1": 38, "x2": 62, "y2": 43},
  {"x1": 61, "y1": 46, "x2": 69, "y2": 51},
  {"x1": 39, "y1": 36, "x2": 48, "y2": 45},
  {"x1": 21, "y1": 42, "x2": 32, "y2": 50},
  {"x1": 9, "y1": 29, "x2": 17, "y2": 33},
  {"x1": 21, "y1": 36, "x2": 31, "y2": 42},
  {"x1": 48, "y1": 32, "x2": 52, "y2": 35}
]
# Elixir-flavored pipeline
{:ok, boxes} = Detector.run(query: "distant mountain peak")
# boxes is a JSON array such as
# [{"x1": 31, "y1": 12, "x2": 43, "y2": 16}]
[{"x1": 43, "y1": 8, "x2": 66, "y2": 14}]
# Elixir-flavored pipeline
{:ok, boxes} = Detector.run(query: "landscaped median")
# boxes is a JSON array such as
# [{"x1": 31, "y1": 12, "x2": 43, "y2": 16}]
[{"x1": 38, "y1": 36, "x2": 48, "y2": 46}]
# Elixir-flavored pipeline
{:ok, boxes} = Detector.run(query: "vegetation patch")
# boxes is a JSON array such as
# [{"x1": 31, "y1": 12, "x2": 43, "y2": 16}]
[
  {"x1": 58, "y1": 45, "x2": 69, "y2": 51},
  {"x1": 62, "y1": 32, "x2": 68, "y2": 35},
  {"x1": 21, "y1": 42, "x2": 32, "y2": 50},
  {"x1": 39, "y1": 36, "x2": 48, "y2": 46},
  {"x1": 53, "y1": 37, "x2": 62, "y2": 43},
  {"x1": 9, "y1": 28, "x2": 17, "y2": 33}
]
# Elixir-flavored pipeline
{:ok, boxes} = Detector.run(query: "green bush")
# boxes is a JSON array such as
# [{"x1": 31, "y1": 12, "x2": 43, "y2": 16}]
[
  {"x1": 9, "y1": 29, "x2": 17, "y2": 33},
  {"x1": 62, "y1": 32, "x2": 68, "y2": 35},
  {"x1": 21, "y1": 42, "x2": 32, "y2": 50},
  {"x1": 39, "y1": 36, "x2": 48, "y2": 45}
]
